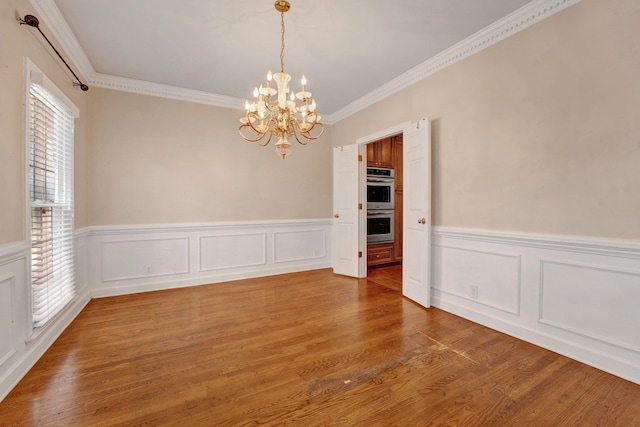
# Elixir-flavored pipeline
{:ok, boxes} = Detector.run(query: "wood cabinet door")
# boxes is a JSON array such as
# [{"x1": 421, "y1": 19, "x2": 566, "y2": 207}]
[
  {"x1": 378, "y1": 138, "x2": 393, "y2": 168},
  {"x1": 394, "y1": 136, "x2": 403, "y2": 191},
  {"x1": 366, "y1": 138, "x2": 394, "y2": 168}
]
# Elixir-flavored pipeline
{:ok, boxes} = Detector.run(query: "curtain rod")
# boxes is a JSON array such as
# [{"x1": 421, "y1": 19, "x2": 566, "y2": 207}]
[{"x1": 20, "y1": 14, "x2": 89, "y2": 91}]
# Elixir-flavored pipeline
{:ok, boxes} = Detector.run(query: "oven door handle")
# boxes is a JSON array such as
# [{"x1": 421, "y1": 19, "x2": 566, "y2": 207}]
[
  {"x1": 367, "y1": 178, "x2": 394, "y2": 183},
  {"x1": 367, "y1": 211, "x2": 394, "y2": 216}
]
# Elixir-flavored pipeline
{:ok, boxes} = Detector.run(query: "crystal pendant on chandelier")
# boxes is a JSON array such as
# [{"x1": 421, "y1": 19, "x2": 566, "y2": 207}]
[
  {"x1": 238, "y1": 0, "x2": 324, "y2": 159},
  {"x1": 274, "y1": 136, "x2": 292, "y2": 158}
]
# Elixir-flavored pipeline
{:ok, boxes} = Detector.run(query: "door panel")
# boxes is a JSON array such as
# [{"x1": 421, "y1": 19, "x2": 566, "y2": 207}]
[
  {"x1": 402, "y1": 119, "x2": 431, "y2": 308},
  {"x1": 332, "y1": 145, "x2": 360, "y2": 277}
]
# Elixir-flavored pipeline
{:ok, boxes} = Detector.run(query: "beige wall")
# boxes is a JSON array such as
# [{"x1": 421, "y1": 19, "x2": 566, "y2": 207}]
[
  {"x1": 332, "y1": 0, "x2": 640, "y2": 240},
  {"x1": 87, "y1": 88, "x2": 332, "y2": 225},
  {"x1": 0, "y1": 0, "x2": 89, "y2": 245},
  {"x1": 4, "y1": 0, "x2": 639, "y2": 241},
  {"x1": 1, "y1": 0, "x2": 331, "y2": 240}
]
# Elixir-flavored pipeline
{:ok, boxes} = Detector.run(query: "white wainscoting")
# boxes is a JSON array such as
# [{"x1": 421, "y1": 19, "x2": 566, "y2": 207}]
[
  {"x1": 0, "y1": 229, "x2": 91, "y2": 402},
  {"x1": 90, "y1": 219, "x2": 332, "y2": 298},
  {"x1": 0, "y1": 273, "x2": 17, "y2": 369},
  {"x1": 0, "y1": 242, "x2": 26, "y2": 402},
  {"x1": 3, "y1": 223, "x2": 638, "y2": 402},
  {"x1": 432, "y1": 227, "x2": 640, "y2": 385}
]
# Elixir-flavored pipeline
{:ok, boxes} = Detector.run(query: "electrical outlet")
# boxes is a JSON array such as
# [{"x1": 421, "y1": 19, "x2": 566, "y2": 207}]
[
  {"x1": 469, "y1": 285, "x2": 478, "y2": 299},
  {"x1": 145, "y1": 265, "x2": 152, "y2": 274}
]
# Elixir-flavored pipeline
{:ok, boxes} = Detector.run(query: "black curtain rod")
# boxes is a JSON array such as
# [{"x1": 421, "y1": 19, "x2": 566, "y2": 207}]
[{"x1": 20, "y1": 14, "x2": 89, "y2": 91}]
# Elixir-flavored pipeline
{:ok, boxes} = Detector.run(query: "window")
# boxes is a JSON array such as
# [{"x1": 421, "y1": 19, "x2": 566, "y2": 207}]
[{"x1": 26, "y1": 60, "x2": 78, "y2": 329}]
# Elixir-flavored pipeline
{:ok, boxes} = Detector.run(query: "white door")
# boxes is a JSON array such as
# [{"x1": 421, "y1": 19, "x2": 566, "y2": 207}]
[
  {"x1": 403, "y1": 119, "x2": 431, "y2": 308},
  {"x1": 332, "y1": 145, "x2": 360, "y2": 277}
]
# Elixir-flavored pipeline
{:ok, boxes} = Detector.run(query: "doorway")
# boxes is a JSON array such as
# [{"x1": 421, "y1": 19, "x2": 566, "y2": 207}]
[
  {"x1": 365, "y1": 134, "x2": 403, "y2": 285},
  {"x1": 333, "y1": 119, "x2": 431, "y2": 308}
]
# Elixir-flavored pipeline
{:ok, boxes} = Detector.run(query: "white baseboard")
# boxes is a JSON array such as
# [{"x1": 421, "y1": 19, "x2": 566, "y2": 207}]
[{"x1": 431, "y1": 226, "x2": 640, "y2": 385}]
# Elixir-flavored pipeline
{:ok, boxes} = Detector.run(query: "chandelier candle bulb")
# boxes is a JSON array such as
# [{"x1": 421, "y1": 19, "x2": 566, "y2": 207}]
[{"x1": 238, "y1": 0, "x2": 324, "y2": 159}]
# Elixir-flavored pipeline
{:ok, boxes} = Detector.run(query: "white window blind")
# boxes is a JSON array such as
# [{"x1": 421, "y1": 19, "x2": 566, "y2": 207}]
[{"x1": 28, "y1": 81, "x2": 76, "y2": 329}]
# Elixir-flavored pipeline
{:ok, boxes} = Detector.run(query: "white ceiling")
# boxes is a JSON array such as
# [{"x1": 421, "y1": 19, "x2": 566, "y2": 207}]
[{"x1": 50, "y1": 0, "x2": 540, "y2": 117}]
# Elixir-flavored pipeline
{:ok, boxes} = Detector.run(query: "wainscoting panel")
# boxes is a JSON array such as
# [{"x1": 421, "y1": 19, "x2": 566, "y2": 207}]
[
  {"x1": 539, "y1": 259, "x2": 640, "y2": 353},
  {"x1": 102, "y1": 237, "x2": 190, "y2": 281},
  {"x1": 200, "y1": 233, "x2": 266, "y2": 271},
  {"x1": 433, "y1": 244, "x2": 521, "y2": 315},
  {"x1": 432, "y1": 227, "x2": 640, "y2": 385},
  {"x1": 90, "y1": 220, "x2": 332, "y2": 298},
  {"x1": 0, "y1": 242, "x2": 27, "y2": 402},
  {"x1": 0, "y1": 275, "x2": 16, "y2": 368},
  {"x1": 274, "y1": 230, "x2": 327, "y2": 263}
]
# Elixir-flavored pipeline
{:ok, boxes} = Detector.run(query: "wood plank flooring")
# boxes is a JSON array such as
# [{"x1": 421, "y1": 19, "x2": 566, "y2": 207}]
[{"x1": 1, "y1": 267, "x2": 639, "y2": 426}]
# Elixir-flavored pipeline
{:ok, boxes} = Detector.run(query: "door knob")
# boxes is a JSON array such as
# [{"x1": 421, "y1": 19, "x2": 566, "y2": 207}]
[
  {"x1": 334, "y1": 214, "x2": 340, "y2": 218},
  {"x1": 418, "y1": 218, "x2": 426, "y2": 224}
]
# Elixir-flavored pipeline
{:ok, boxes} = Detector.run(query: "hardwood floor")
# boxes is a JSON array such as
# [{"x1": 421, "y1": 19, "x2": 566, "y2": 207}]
[{"x1": 1, "y1": 268, "x2": 639, "y2": 426}]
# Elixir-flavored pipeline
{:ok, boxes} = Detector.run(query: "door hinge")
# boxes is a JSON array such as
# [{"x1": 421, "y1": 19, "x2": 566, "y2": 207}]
[
  {"x1": 358, "y1": 154, "x2": 363, "y2": 162},
  {"x1": 358, "y1": 251, "x2": 363, "y2": 258},
  {"x1": 358, "y1": 203, "x2": 362, "y2": 210}
]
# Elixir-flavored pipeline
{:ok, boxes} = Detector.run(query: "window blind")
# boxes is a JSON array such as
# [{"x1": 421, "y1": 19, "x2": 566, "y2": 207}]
[{"x1": 28, "y1": 82, "x2": 75, "y2": 329}]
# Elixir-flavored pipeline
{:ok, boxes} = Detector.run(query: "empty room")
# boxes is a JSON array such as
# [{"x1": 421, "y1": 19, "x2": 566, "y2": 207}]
[{"x1": 1, "y1": 0, "x2": 639, "y2": 425}]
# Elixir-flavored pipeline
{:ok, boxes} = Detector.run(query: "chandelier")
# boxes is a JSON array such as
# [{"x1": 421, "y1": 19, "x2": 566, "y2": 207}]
[{"x1": 238, "y1": 0, "x2": 324, "y2": 159}]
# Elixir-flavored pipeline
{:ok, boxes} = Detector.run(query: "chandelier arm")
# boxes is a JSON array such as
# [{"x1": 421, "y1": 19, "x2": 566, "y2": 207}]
[
  {"x1": 239, "y1": 125, "x2": 268, "y2": 143},
  {"x1": 240, "y1": 115, "x2": 276, "y2": 143},
  {"x1": 261, "y1": 132, "x2": 275, "y2": 147},
  {"x1": 238, "y1": 124, "x2": 276, "y2": 147},
  {"x1": 245, "y1": 118, "x2": 264, "y2": 135},
  {"x1": 287, "y1": 119, "x2": 305, "y2": 145},
  {"x1": 305, "y1": 111, "x2": 319, "y2": 122},
  {"x1": 308, "y1": 123, "x2": 325, "y2": 139},
  {"x1": 290, "y1": 128, "x2": 310, "y2": 146},
  {"x1": 264, "y1": 100, "x2": 277, "y2": 113},
  {"x1": 243, "y1": 111, "x2": 273, "y2": 135},
  {"x1": 291, "y1": 119, "x2": 325, "y2": 142}
]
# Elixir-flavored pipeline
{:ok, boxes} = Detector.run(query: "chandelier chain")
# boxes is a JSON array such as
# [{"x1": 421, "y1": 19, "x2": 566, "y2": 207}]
[{"x1": 280, "y1": 12, "x2": 285, "y2": 72}]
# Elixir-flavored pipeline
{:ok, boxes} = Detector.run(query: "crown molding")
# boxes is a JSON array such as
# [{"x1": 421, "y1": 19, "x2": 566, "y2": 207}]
[
  {"x1": 324, "y1": 0, "x2": 583, "y2": 124},
  {"x1": 89, "y1": 73, "x2": 245, "y2": 110},
  {"x1": 30, "y1": 0, "x2": 581, "y2": 118}
]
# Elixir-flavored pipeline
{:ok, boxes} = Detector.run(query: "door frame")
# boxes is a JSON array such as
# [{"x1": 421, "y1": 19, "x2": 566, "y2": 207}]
[{"x1": 356, "y1": 121, "x2": 412, "y2": 278}]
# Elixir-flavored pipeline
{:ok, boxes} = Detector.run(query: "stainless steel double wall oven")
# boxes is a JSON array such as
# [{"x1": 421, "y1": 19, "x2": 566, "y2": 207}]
[{"x1": 366, "y1": 167, "x2": 394, "y2": 243}]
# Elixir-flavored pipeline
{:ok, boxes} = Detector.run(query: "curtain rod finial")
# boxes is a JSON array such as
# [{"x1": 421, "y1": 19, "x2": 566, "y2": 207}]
[{"x1": 20, "y1": 15, "x2": 40, "y2": 28}]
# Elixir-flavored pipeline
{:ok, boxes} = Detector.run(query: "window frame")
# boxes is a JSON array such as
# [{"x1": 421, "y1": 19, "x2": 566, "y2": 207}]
[{"x1": 23, "y1": 58, "x2": 80, "y2": 335}]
